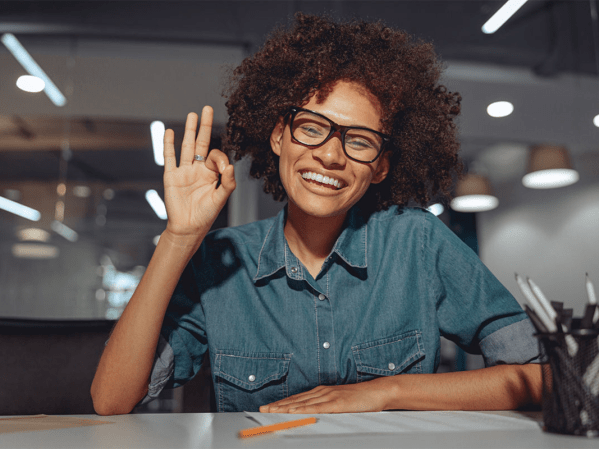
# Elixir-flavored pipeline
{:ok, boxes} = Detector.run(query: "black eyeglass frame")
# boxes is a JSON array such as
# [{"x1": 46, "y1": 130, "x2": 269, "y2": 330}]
[{"x1": 286, "y1": 106, "x2": 391, "y2": 163}]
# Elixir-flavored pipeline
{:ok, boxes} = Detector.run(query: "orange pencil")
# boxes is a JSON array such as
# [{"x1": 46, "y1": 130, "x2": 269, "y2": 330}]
[{"x1": 238, "y1": 417, "x2": 318, "y2": 438}]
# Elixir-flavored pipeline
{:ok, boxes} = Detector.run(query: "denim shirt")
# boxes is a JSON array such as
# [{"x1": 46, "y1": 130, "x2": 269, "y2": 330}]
[{"x1": 144, "y1": 205, "x2": 539, "y2": 412}]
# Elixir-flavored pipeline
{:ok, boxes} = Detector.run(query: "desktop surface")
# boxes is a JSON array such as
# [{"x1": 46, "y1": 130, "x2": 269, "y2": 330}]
[{"x1": 1, "y1": 410, "x2": 597, "y2": 449}]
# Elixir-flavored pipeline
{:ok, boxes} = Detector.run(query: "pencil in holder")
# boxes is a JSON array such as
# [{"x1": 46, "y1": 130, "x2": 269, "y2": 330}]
[{"x1": 535, "y1": 329, "x2": 599, "y2": 437}]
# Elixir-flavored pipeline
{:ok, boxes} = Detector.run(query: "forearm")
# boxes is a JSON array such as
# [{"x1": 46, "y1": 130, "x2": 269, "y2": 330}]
[
  {"x1": 91, "y1": 230, "x2": 203, "y2": 415},
  {"x1": 382, "y1": 364, "x2": 543, "y2": 411}
]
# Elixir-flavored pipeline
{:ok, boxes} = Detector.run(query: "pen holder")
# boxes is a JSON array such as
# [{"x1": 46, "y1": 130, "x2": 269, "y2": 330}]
[{"x1": 535, "y1": 330, "x2": 599, "y2": 437}]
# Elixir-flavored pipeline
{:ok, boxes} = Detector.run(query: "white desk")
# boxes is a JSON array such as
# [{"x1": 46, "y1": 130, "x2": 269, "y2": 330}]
[{"x1": 1, "y1": 411, "x2": 597, "y2": 449}]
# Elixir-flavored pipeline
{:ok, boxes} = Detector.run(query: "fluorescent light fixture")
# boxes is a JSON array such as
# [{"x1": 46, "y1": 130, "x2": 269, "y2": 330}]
[
  {"x1": 145, "y1": 189, "x2": 167, "y2": 219},
  {"x1": 426, "y1": 203, "x2": 445, "y2": 216},
  {"x1": 1, "y1": 33, "x2": 67, "y2": 107},
  {"x1": 12, "y1": 243, "x2": 59, "y2": 259},
  {"x1": 594, "y1": 114, "x2": 599, "y2": 128},
  {"x1": 151, "y1": 121, "x2": 166, "y2": 166},
  {"x1": 18, "y1": 228, "x2": 50, "y2": 242},
  {"x1": 16, "y1": 74, "x2": 45, "y2": 92},
  {"x1": 487, "y1": 101, "x2": 514, "y2": 118},
  {"x1": 51, "y1": 219, "x2": 79, "y2": 242},
  {"x1": 522, "y1": 169, "x2": 579, "y2": 189},
  {"x1": 482, "y1": 0, "x2": 528, "y2": 34},
  {"x1": 0, "y1": 195, "x2": 41, "y2": 221},
  {"x1": 450, "y1": 195, "x2": 499, "y2": 212}
]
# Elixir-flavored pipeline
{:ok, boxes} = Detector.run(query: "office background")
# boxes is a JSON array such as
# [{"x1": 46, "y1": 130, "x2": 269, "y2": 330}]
[{"x1": 0, "y1": 0, "x2": 598, "y2": 412}]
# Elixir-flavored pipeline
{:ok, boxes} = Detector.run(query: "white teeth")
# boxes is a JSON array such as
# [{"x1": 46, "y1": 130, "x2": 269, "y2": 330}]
[{"x1": 301, "y1": 171, "x2": 343, "y2": 189}]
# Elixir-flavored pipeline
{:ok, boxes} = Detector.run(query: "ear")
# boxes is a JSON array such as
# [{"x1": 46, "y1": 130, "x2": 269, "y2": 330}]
[
  {"x1": 270, "y1": 117, "x2": 286, "y2": 157},
  {"x1": 371, "y1": 151, "x2": 391, "y2": 184}
]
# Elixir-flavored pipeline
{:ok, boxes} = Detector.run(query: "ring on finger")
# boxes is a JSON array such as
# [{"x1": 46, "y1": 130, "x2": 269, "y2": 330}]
[{"x1": 194, "y1": 154, "x2": 206, "y2": 162}]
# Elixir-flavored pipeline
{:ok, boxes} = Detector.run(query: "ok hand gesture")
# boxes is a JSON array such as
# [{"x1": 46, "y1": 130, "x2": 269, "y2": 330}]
[{"x1": 163, "y1": 107, "x2": 236, "y2": 241}]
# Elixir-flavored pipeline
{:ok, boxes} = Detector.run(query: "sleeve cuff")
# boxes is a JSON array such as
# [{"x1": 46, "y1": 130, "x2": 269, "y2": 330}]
[
  {"x1": 137, "y1": 334, "x2": 175, "y2": 406},
  {"x1": 479, "y1": 318, "x2": 541, "y2": 367}
]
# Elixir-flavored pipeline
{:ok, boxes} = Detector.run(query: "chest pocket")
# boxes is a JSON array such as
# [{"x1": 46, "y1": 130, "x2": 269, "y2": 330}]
[
  {"x1": 213, "y1": 351, "x2": 291, "y2": 412},
  {"x1": 352, "y1": 330, "x2": 425, "y2": 383}
]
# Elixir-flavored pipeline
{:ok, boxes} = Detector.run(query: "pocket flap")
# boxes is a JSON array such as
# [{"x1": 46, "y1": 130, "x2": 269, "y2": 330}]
[
  {"x1": 214, "y1": 351, "x2": 291, "y2": 391},
  {"x1": 352, "y1": 330, "x2": 424, "y2": 376}
]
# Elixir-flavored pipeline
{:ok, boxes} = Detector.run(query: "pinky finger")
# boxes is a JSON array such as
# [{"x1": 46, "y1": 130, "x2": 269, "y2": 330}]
[{"x1": 163, "y1": 129, "x2": 177, "y2": 171}]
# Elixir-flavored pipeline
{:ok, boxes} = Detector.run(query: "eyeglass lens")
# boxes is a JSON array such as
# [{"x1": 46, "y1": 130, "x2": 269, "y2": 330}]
[{"x1": 291, "y1": 111, "x2": 383, "y2": 162}]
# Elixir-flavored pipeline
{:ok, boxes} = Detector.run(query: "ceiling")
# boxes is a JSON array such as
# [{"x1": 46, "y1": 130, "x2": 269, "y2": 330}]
[{"x1": 0, "y1": 0, "x2": 598, "y2": 259}]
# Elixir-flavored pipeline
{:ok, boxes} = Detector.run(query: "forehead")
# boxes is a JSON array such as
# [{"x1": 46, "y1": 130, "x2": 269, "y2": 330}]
[{"x1": 301, "y1": 81, "x2": 383, "y2": 130}]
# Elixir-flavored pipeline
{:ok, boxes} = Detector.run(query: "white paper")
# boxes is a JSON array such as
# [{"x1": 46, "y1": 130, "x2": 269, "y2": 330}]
[{"x1": 244, "y1": 411, "x2": 540, "y2": 437}]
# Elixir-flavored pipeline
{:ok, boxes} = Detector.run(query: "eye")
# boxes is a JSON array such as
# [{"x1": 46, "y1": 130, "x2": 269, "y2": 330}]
[
  {"x1": 346, "y1": 136, "x2": 376, "y2": 150},
  {"x1": 299, "y1": 124, "x2": 325, "y2": 136}
]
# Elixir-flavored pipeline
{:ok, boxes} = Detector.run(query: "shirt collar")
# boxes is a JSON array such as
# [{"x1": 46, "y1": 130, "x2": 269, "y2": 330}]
[{"x1": 253, "y1": 204, "x2": 368, "y2": 282}]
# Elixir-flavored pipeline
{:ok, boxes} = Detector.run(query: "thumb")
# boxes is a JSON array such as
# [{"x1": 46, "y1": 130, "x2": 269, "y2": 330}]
[{"x1": 216, "y1": 164, "x2": 236, "y2": 199}]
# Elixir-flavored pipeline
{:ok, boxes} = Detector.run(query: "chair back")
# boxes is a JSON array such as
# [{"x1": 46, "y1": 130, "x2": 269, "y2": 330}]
[{"x1": 0, "y1": 318, "x2": 115, "y2": 415}]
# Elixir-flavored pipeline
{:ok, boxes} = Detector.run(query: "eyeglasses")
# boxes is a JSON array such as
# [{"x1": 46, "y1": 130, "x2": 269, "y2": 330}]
[{"x1": 287, "y1": 107, "x2": 391, "y2": 163}]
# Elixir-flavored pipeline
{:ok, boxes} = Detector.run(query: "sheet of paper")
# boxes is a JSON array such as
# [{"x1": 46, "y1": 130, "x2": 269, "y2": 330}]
[
  {"x1": 244, "y1": 411, "x2": 540, "y2": 437},
  {"x1": 0, "y1": 415, "x2": 113, "y2": 435}
]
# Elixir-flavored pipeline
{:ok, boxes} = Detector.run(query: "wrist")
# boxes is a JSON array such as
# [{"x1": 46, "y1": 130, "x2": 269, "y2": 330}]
[{"x1": 160, "y1": 228, "x2": 205, "y2": 251}]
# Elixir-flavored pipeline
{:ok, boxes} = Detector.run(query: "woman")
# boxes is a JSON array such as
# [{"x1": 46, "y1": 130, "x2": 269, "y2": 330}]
[{"x1": 91, "y1": 13, "x2": 542, "y2": 415}]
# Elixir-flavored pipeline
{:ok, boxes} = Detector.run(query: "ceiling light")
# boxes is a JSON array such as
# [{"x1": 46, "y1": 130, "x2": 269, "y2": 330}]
[
  {"x1": 482, "y1": 0, "x2": 528, "y2": 34},
  {"x1": 145, "y1": 189, "x2": 167, "y2": 219},
  {"x1": 0, "y1": 195, "x2": 41, "y2": 221},
  {"x1": 426, "y1": 203, "x2": 445, "y2": 216},
  {"x1": 51, "y1": 220, "x2": 79, "y2": 242},
  {"x1": 522, "y1": 145, "x2": 579, "y2": 189},
  {"x1": 103, "y1": 188, "x2": 115, "y2": 200},
  {"x1": 73, "y1": 185, "x2": 91, "y2": 198},
  {"x1": 151, "y1": 121, "x2": 165, "y2": 166},
  {"x1": 1, "y1": 33, "x2": 67, "y2": 107},
  {"x1": 594, "y1": 114, "x2": 599, "y2": 128},
  {"x1": 450, "y1": 174, "x2": 499, "y2": 212},
  {"x1": 16, "y1": 75, "x2": 45, "y2": 92},
  {"x1": 487, "y1": 101, "x2": 514, "y2": 118},
  {"x1": 18, "y1": 228, "x2": 50, "y2": 242},
  {"x1": 12, "y1": 243, "x2": 59, "y2": 259}
]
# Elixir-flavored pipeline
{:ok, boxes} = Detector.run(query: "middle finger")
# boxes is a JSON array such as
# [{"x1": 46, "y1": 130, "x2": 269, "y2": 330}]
[
  {"x1": 195, "y1": 105, "x2": 214, "y2": 159},
  {"x1": 180, "y1": 112, "x2": 199, "y2": 166}
]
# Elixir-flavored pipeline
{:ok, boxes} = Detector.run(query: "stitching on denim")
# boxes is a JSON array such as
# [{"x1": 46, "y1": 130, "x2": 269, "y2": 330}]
[
  {"x1": 254, "y1": 218, "x2": 276, "y2": 280},
  {"x1": 326, "y1": 272, "x2": 338, "y2": 384},
  {"x1": 351, "y1": 331, "x2": 420, "y2": 351},
  {"x1": 363, "y1": 219, "x2": 368, "y2": 267},
  {"x1": 220, "y1": 369, "x2": 286, "y2": 388},
  {"x1": 214, "y1": 353, "x2": 291, "y2": 360},
  {"x1": 314, "y1": 290, "x2": 321, "y2": 385},
  {"x1": 217, "y1": 354, "x2": 222, "y2": 412}
]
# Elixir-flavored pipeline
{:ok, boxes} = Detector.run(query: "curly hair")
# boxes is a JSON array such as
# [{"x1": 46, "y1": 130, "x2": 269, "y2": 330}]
[{"x1": 223, "y1": 12, "x2": 462, "y2": 212}]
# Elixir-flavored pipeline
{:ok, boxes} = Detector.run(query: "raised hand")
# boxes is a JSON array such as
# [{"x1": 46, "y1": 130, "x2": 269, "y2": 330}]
[{"x1": 162, "y1": 106, "x2": 236, "y2": 240}]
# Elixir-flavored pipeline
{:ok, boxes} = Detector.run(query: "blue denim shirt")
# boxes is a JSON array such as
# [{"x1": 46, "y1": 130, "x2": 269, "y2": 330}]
[{"x1": 145, "y1": 205, "x2": 539, "y2": 412}]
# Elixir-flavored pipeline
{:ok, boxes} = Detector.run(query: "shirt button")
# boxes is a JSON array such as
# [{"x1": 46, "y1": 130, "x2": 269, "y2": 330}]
[
  {"x1": 290, "y1": 267, "x2": 298, "y2": 273},
  {"x1": 388, "y1": 363, "x2": 396, "y2": 370},
  {"x1": 248, "y1": 375, "x2": 256, "y2": 382},
  {"x1": 318, "y1": 294, "x2": 326, "y2": 301},
  {"x1": 323, "y1": 342, "x2": 330, "y2": 349}
]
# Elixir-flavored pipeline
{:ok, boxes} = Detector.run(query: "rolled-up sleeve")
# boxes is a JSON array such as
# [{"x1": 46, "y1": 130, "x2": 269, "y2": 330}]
[
  {"x1": 137, "y1": 334, "x2": 175, "y2": 405},
  {"x1": 479, "y1": 318, "x2": 541, "y2": 367}
]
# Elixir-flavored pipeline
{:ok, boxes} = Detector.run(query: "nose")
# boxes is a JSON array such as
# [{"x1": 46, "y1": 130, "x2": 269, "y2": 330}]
[{"x1": 311, "y1": 130, "x2": 346, "y2": 168}]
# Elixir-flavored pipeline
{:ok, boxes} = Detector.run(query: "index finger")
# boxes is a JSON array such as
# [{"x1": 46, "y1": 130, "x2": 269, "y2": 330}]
[{"x1": 195, "y1": 105, "x2": 214, "y2": 157}]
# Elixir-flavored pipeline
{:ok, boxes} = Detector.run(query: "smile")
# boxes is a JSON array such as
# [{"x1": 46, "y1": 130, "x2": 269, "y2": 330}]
[{"x1": 300, "y1": 171, "x2": 345, "y2": 190}]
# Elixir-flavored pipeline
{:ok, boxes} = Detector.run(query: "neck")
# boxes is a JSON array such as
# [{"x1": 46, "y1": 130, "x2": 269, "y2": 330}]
[{"x1": 284, "y1": 201, "x2": 347, "y2": 268}]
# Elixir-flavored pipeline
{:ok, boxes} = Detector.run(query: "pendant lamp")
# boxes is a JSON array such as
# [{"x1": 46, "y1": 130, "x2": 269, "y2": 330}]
[
  {"x1": 450, "y1": 174, "x2": 499, "y2": 212},
  {"x1": 522, "y1": 145, "x2": 579, "y2": 189}
]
